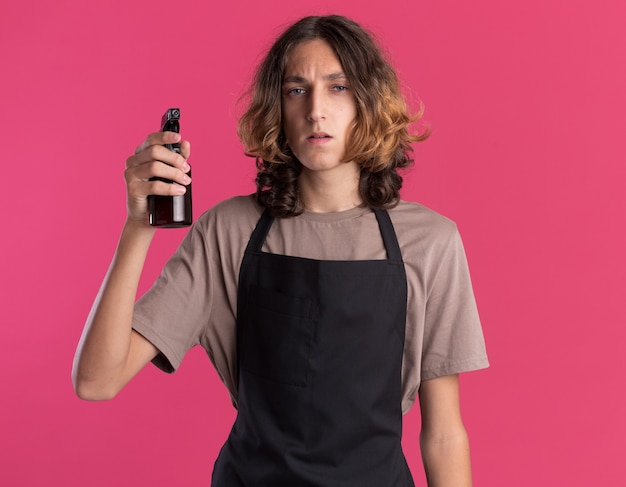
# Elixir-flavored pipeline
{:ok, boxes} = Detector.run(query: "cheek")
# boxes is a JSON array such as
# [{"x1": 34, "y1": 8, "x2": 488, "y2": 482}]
[
  {"x1": 340, "y1": 101, "x2": 357, "y2": 127},
  {"x1": 341, "y1": 109, "x2": 357, "y2": 136},
  {"x1": 281, "y1": 108, "x2": 296, "y2": 143},
  {"x1": 282, "y1": 123, "x2": 295, "y2": 145}
]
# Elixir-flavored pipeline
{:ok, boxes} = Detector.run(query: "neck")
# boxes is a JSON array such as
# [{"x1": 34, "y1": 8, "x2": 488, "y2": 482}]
[{"x1": 298, "y1": 162, "x2": 362, "y2": 213}]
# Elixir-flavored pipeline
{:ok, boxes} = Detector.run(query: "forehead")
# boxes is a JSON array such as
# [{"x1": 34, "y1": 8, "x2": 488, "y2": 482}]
[{"x1": 284, "y1": 39, "x2": 344, "y2": 76}]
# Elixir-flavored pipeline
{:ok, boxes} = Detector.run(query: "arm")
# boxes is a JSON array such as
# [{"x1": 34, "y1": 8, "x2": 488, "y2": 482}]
[
  {"x1": 72, "y1": 131, "x2": 191, "y2": 401},
  {"x1": 418, "y1": 374, "x2": 473, "y2": 487}
]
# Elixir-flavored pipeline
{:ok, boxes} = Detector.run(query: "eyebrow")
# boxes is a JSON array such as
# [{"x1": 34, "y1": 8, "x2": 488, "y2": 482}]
[{"x1": 282, "y1": 72, "x2": 348, "y2": 84}]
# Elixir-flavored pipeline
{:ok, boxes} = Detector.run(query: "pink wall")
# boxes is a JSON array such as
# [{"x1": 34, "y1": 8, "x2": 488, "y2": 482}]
[{"x1": 2, "y1": 0, "x2": 625, "y2": 485}]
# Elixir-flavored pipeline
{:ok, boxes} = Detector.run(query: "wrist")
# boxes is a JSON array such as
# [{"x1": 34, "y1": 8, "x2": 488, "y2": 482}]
[{"x1": 120, "y1": 218, "x2": 156, "y2": 247}]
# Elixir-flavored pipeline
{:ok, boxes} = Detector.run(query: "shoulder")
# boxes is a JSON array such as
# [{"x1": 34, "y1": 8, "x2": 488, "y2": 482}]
[
  {"x1": 390, "y1": 200, "x2": 457, "y2": 231},
  {"x1": 388, "y1": 200, "x2": 460, "y2": 255},
  {"x1": 195, "y1": 194, "x2": 263, "y2": 231},
  {"x1": 173, "y1": 195, "x2": 264, "y2": 258}
]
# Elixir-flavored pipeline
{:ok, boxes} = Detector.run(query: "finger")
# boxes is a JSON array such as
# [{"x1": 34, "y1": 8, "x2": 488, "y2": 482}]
[
  {"x1": 148, "y1": 179, "x2": 188, "y2": 196},
  {"x1": 129, "y1": 178, "x2": 188, "y2": 200},
  {"x1": 134, "y1": 131, "x2": 182, "y2": 155},
  {"x1": 179, "y1": 140, "x2": 191, "y2": 163},
  {"x1": 126, "y1": 143, "x2": 187, "y2": 171},
  {"x1": 126, "y1": 160, "x2": 192, "y2": 187}
]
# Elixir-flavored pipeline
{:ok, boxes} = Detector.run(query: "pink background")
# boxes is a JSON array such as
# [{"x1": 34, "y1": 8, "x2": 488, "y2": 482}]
[{"x1": 2, "y1": 0, "x2": 625, "y2": 485}]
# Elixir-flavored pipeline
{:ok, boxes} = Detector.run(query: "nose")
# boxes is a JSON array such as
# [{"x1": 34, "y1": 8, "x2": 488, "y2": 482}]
[{"x1": 306, "y1": 88, "x2": 326, "y2": 122}]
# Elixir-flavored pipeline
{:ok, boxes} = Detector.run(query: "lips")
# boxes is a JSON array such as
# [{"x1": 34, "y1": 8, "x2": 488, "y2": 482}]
[
  {"x1": 307, "y1": 132, "x2": 331, "y2": 139},
  {"x1": 306, "y1": 132, "x2": 332, "y2": 146}
]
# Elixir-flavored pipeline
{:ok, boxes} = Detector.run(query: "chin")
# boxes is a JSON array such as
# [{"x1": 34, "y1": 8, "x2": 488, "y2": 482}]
[{"x1": 299, "y1": 160, "x2": 340, "y2": 172}]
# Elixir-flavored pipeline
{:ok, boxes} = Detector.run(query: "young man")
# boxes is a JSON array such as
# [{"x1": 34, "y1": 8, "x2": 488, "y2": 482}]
[{"x1": 73, "y1": 15, "x2": 488, "y2": 486}]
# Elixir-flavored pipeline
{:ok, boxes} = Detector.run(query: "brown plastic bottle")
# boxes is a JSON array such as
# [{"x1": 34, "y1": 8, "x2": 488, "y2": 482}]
[{"x1": 148, "y1": 108, "x2": 192, "y2": 227}]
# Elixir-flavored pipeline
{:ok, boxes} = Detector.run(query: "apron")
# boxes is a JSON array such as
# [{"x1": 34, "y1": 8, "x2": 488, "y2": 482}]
[{"x1": 212, "y1": 208, "x2": 415, "y2": 486}]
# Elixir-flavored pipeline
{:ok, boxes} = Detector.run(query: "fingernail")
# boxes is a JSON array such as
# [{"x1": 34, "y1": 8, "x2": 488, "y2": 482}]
[
  {"x1": 173, "y1": 133, "x2": 181, "y2": 141},
  {"x1": 183, "y1": 174, "x2": 191, "y2": 184},
  {"x1": 183, "y1": 162, "x2": 191, "y2": 172},
  {"x1": 175, "y1": 184, "x2": 187, "y2": 194}
]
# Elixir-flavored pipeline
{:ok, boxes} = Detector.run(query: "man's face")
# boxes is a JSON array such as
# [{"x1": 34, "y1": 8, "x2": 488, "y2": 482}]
[{"x1": 281, "y1": 39, "x2": 358, "y2": 176}]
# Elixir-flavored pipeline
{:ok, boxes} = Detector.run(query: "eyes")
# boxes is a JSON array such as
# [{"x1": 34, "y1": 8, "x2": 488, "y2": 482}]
[
  {"x1": 286, "y1": 87, "x2": 306, "y2": 96},
  {"x1": 284, "y1": 85, "x2": 349, "y2": 96}
]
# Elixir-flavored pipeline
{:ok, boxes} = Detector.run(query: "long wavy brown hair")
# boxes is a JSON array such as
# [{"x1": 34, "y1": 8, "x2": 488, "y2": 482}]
[{"x1": 238, "y1": 15, "x2": 429, "y2": 217}]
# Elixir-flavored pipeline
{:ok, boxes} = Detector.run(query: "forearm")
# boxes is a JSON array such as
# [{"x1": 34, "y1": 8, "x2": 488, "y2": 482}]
[
  {"x1": 420, "y1": 426, "x2": 472, "y2": 487},
  {"x1": 72, "y1": 219, "x2": 156, "y2": 399}
]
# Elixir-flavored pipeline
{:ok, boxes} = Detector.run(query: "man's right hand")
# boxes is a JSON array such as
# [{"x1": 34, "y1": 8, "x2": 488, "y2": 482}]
[{"x1": 124, "y1": 131, "x2": 191, "y2": 224}]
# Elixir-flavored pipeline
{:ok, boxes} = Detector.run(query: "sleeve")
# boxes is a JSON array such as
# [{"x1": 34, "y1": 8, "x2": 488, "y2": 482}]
[
  {"x1": 420, "y1": 225, "x2": 489, "y2": 381},
  {"x1": 132, "y1": 218, "x2": 213, "y2": 373}
]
